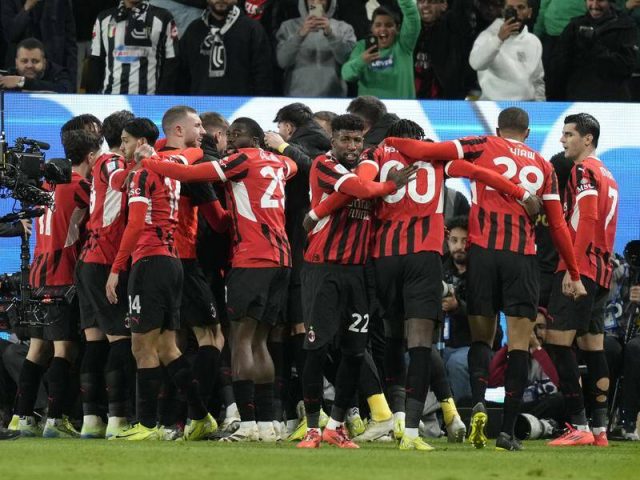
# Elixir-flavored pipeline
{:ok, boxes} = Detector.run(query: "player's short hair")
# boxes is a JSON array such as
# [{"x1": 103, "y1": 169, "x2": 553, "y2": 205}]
[
  {"x1": 313, "y1": 111, "x2": 337, "y2": 124},
  {"x1": 331, "y1": 114, "x2": 365, "y2": 135},
  {"x1": 16, "y1": 37, "x2": 45, "y2": 54},
  {"x1": 200, "y1": 111, "x2": 229, "y2": 131},
  {"x1": 564, "y1": 113, "x2": 600, "y2": 148},
  {"x1": 273, "y1": 102, "x2": 314, "y2": 127},
  {"x1": 233, "y1": 117, "x2": 265, "y2": 146},
  {"x1": 60, "y1": 114, "x2": 103, "y2": 139},
  {"x1": 102, "y1": 110, "x2": 135, "y2": 149},
  {"x1": 162, "y1": 105, "x2": 198, "y2": 134},
  {"x1": 446, "y1": 215, "x2": 469, "y2": 233},
  {"x1": 498, "y1": 107, "x2": 529, "y2": 133},
  {"x1": 62, "y1": 130, "x2": 102, "y2": 166},
  {"x1": 386, "y1": 119, "x2": 424, "y2": 140},
  {"x1": 123, "y1": 118, "x2": 159, "y2": 145},
  {"x1": 347, "y1": 96, "x2": 387, "y2": 126}
]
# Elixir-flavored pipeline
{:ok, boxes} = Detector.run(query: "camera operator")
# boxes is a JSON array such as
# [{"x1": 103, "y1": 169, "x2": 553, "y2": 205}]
[
  {"x1": 12, "y1": 129, "x2": 99, "y2": 438},
  {"x1": 603, "y1": 250, "x2": 640, "y2": 440},
  {"x1": 548, "y1": 0, "x2": 637, "y2": 101}
]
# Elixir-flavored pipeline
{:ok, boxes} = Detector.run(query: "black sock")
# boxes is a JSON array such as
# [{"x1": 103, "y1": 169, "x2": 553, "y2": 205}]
[
  {"x1": 137, "y1": 367, "x2": 162, "y2": 428},
  {"x1": 268, "y1": 341, "x2": 284, "y2": 422},
  {"x1": 80, "y1": 340, "x2": 109, "y2": 417},
  {"x1": 193, "y1": 346, "x2": 220, "y2": 407},
  {"x1": 47, "y1": 357, "x2": 72, "y2": 419},
  {"x1": 105, "y1": 338, "x2": 135, "y2": 418},
  {"x1": 15, "y1": 359, "x2": 44, "y2": 417},
  {"x1": 430, "y1": 348, "x2": 452, "y2": 401},
  {"x1": 384, "y1": 337, "x2": 406, "y2": 413},
  {"x1": 233, "y1": 379, "x2": 255, "y2": 422},
  {"x1": 583, "y1": 350, "x2": 609, "y2": 428},
  {"x1": 359, "y1": 350, "x2": 383, "y2": 398},
  {"x1": 158, "y1": 368, "x2": 178, "y2": 426},
  {"x1": 333, "y1": 354, "x2": 364, "y2": 422},
  {"x1": 500, "y1": 349, "x2": 529, "y2": 436},
  {"x1": 546, "y1": 344, "x2": 587, "y2": 425},
  {"x1": 167, "y1": 355, "x2": 207, "y2": 421},
  {"x1": 468, "y1": 341, "x2": 492, "y2": 406},
  {"x1": 406, "y1": 347, "x2": 431, "y2": 429},
  {"x1": 291, "y1": 333, "x2": 307, "y2": 388},
  {"x1": 302, "y1": 346, "x2": 327, "y2": 428},
  {"x1": 254, "y1": 383, "x2": 274, "y2": 422}
]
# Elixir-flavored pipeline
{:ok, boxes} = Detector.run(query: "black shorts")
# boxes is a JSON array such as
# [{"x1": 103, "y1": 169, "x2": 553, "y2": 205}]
[
  {"x1": 287, "y1": 277, "x2": 303, "y2": 325},
  {"x1": 301, "y1": 262, "x2": 369, "y2": 356},
  {"x1": 547, "y1": 273, "x2": 609, "y2": 336},
  {"x1": 226, "y1": 267, "x2": 290, "y2": 325},
  {"x1": 538, "y1": 270, "x2": 555, "y2": 309},
  {"x1": 373, "y1": 252, "x2": 443, "y2": 337},
  {"x1": 76, "y1": 261, "x2": 130, "y2": 337},
  {"x1": 127, "y1": 256, "x2": 183, "y2": 334},
  {"x1": 180, "y1": 259, "x2": 218, "y2": 328},
  {"x1": 467, "y1": 245, "x2": 539, "y2": 320},
  {"x1": 30, "y1": 298, "x2": 80, "y2": 342}
]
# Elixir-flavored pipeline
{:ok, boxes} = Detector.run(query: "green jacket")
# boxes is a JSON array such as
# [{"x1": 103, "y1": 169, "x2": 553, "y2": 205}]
[
  {"x1": 534, "y1": 0, "x2": 586, "y2": 37},
  {"x1": 341, "y1": 0, "x2": 420, "y2": 99}
]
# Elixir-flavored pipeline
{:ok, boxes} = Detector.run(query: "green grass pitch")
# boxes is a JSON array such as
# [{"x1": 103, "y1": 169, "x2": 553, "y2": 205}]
[{"x1": 2, "y1": 438, "x2": 639, "y2": 480}]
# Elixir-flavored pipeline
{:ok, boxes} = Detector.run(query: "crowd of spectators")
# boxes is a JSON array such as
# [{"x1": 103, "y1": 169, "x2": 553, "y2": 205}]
[{"x1": 0, "y1": 0, "x2": 639, "y2": 101}]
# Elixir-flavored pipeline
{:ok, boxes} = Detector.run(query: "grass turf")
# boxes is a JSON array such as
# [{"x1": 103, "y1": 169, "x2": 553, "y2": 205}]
[{"x1": 1, "y1": 438, "x2": 638, "y2": 480}]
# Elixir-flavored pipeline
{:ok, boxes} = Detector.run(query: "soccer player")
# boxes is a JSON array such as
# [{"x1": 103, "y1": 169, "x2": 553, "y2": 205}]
[
  {"x1": 306, "y1": 118, "x2": 543, "y2": 450},
  {"x1": 295, "y1": 114, "x2": 416, "y2": 449},
  {"x1": 76, "y1": 110, "x2": 136, "y2": 439},
  {"x1": 106, "y1": 118, "x2": 214, "y2": 441},
  {"x1": 155, "y1": 106, "x2": 227, "y2": 429},
  {"x1": 13, "y1": 129, "x2": 98, "y2": 438},
  {"x1": 386, "y1": 107, "x2": 586, "y2": 451},
  {"x1": 546, "y1": 114, "x2": 618, "y2": 447},
  {"x1": 139, "y1": 117, "x2": 297, "y2": 442}
]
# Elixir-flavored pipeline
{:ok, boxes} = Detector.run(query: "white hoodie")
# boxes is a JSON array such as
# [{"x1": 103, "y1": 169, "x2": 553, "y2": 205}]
[{"x1": 469, "y1": 19, "x2": 545, "y2": 101}]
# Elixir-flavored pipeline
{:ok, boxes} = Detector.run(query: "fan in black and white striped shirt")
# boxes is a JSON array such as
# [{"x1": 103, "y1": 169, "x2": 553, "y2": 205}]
[{"x1": 87, "y1": 0, "x2": 179, "y2": 94}]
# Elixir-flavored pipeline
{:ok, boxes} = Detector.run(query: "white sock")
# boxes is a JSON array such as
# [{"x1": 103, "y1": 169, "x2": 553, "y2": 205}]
[
  {"x1": 575, "y1": 424, "x2": 590, "y2": 432},
  {"x1": 592, "y1": 426, "x2": 606, "y2": 435},
  {"x1": 45, "y1": 417, "x2": 59, "y2": 426},
  {"x1": 306, "y1": 427, "x2": 320, "y2": 433},
  {"x1": 257, "y1": 421, "x2": 272, "y2": 430},
  {"x1": 107, "y1": 416, "x2": 127, "y2": 427},
  {"x1": 394, "y1": 411, "x2": 406, "y2": 422},
  {"x1": 82, "y1": 415, "x2": 102, "y2": 427},
  {"x1": 404, "y1": 427, "x2": 419, "y2": 439},
  {"x1": 326, "y1": 418, "x2": 342, "y2": 430},
  {"x1": 286, "y1": 419, "x2": 298, "y2": 431},
  {"x1": 226, "y1": 403, "x2": 240, "y2": 419},
  {"x1": 239, "y1": 420, "x2": 256, "y2": 430}
]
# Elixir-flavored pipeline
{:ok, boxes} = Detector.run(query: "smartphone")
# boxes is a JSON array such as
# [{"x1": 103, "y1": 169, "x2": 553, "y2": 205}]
[
  {"x1": 309, "y1": 4, "x2": 324, "y2": 17},
  {"x1": 503, "y1": 6, "x2": 518, "y2": 23},
  {"x1": 366, "y1": 35, "x2": 379, "y2": 51}
]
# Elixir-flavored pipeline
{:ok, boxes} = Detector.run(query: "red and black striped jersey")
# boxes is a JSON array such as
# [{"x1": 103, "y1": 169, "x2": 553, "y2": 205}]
[
  {"x1": 81, "y1": 152, "x2": 128, "y2": 265},
  {"x1": 305, "y1": 153, "x2": 375, "y2": 265},
  {"x1": 216, "y1": 148, "x2": 295, "y2": 268},
  {"x1": 127, "y1": 165, "x2": 181, "y2": 264},
  {"x1": 558, "y1": 156, "x2": 618, "y2": 288},
  {"x1": 367, "y1": 145, "x2": 446, "y2": 257},
  {"x1": 460, "y1": 136, "x2": 559, "y2": 255},
  {"x1": 31, "y1": 173, "x2": 90, "y2": 287}
]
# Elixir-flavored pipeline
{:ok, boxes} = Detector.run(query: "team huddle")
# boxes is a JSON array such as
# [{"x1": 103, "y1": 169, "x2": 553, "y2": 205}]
[{"x1": 8, "y1": 103, "x2": 618, "y2": 451}]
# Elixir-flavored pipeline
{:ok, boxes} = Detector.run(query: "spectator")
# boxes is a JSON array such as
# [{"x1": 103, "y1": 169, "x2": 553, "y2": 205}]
[
  {"x1": 0, "y1": 37, "x2": 72, "y2": 93},
  {"x1": 471, "y1": 0, "x2": 505, "y2": 35},
  {"x1": 313, "y1": 110, "x2": 337, "y2": 136},
  {"x1": 333, "y1": 0, "x2": 398, "y2": 40},
  {"x1": 276, "y1": 0, "x2": 356, "y2": 97},
  {"x1": 346, "y1": 95, "x2": 399, "y2": 148},
  {"x1": 72, "y1": 0, "x2": 116, "y2": 91},
  {"x1": 618, "y1": 0, "x2": 640, "y2": 100},
  {"x1": 342, "y1": 0, "x2": 421, "y2": 99},
  {"x1": 87, "y1": 0, "x2": 179, "y2": 95},
  {"x1": 533, "y1": 0, "x2": 586, "y2": 84},
  {"x1": 469, "y1": 0, "x2": 545, "y2": 100},
  {"x1": 1, "y1": 0, "x2": 77, "y2": 90},
  {"x1": 548, "y1": 0, "x2": 638, "y2": 101},
  {"x1": 414, "y1": 0, "x2": 477, "y2": 99},
  {"x1": 442, "y1": 215, "x2": 472, "y2": 403},
  {"x1": 179, "y1": 0, "x2": 273, "y2": 95},
  {"x1": 241, "y1": 0, "x2": 299, "y2": 38},
  {"x1": 150, "y1": 0, "x2": 205, "y2": 37}
]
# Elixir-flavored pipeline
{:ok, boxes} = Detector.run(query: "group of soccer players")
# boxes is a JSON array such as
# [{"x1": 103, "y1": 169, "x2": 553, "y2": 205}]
[{"x1": 8, "y1": 101, "x2": 618, "y2": 452}]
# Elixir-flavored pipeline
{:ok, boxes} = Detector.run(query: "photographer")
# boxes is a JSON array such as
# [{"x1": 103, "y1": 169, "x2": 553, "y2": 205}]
[
  {"x1": 12, "y1": 129, "x2": 98, "y2": 438},
  {"x1": 548, "y1": 0, "x2": 637, "y2": 101}
]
